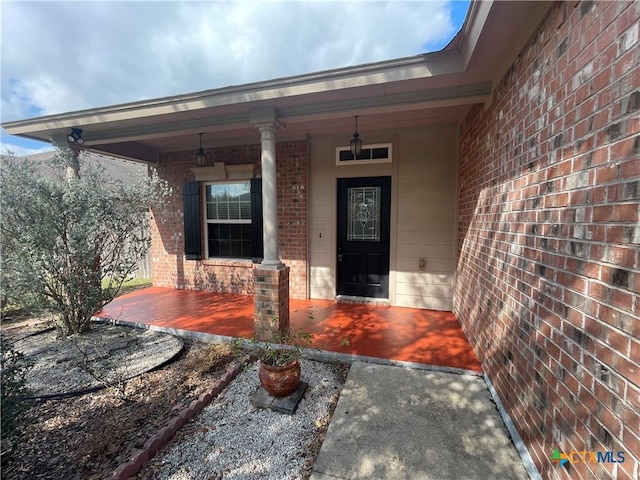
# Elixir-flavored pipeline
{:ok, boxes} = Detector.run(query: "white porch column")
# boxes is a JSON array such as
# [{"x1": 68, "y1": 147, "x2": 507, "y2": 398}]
[
  {"x1": 259, "y1": 125, "x2": 283, "y2": 268},
  {"x1": 251, "y1": 108, "x2": 289, "y2": 338},
  {"x1": 51, "y1": 133, "x2": 81, "y2": 181},
  {"x1": 65, "y1": 149, "x2": 81, "y2": 182}
]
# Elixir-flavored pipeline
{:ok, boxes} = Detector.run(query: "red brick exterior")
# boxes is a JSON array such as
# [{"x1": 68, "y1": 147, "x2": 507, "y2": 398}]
[
  {"x1": 455, "y1": 2, "x2": 639, "y2": 479},
  {"x1": 254, "y1": 265, "x2": 290, "y2": 338},
  {"x1": 276, "y1": 141, "x2": 308, "y2": 300},
  {"x1": 150, "y1": 140, "x2": 308, "y2": 299}
]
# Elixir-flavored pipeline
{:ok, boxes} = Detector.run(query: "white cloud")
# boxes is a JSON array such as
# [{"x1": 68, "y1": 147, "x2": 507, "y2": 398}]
[
  {"x1": 1, "y1": 0, "x2": 459, "y2": 122},
  {"x1": 0, "y1": 141, "x2": 54, "y2": 158}
]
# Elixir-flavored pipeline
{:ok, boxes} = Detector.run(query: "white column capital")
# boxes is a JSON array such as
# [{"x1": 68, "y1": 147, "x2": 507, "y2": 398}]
[
  {"x1": 255, "y1": 120, "x2": 284, "y2": 131},
  {"x1": 259, "y1": 125, "x2": 276, "y2": 139},
  {"x1": 250, "y1": 107, "x2": 284, "y2": 131}
]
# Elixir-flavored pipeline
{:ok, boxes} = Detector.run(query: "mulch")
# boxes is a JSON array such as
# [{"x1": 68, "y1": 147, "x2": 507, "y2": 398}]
[{"x1": 1, "y1": 324, "x2": 237, "y2": 480}]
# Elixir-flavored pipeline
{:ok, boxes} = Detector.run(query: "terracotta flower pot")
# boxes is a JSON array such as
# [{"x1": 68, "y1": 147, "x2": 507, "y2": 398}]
[{"x1": 258, "y1": 359, "x2": 301, "y2": 397}]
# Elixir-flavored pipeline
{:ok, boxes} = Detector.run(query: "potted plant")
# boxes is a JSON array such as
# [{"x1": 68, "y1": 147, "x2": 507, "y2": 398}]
[
  {"x1": 250, "y1": 327, "x2": 314, "y2": 397},
  {"x1": 234, "y1": 314, "x2": 349, "y2": 398}
]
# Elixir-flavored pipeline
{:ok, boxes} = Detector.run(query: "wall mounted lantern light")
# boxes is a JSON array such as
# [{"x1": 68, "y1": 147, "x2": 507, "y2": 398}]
[
  {"x1": 67, "y1": 128, "x2": 84, "y2": 145},
  {"x1": 195, "y1": 133, "x2": 207, "y2": 166},
  {"x1": 349, "y1": 116, "x2": 362, "y2": 157}
]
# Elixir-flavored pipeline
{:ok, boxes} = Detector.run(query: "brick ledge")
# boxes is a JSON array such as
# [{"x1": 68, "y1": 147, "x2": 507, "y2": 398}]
[
  {"x1": 111, "y1": 358, "x2": 247, "y2": 480},
  {"x1": 200, "y1": 259, "x2": 254, "y2": 268}
]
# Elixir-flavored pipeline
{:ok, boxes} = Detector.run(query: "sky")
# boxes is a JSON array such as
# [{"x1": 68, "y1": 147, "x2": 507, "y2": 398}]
[{"x1": 1, "y1": 0, "x2": 470, "y2": 156}]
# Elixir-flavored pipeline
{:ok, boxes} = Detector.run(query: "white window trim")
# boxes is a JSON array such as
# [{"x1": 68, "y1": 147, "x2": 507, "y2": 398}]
[
  {"x1": 335, "y1": 143, "x2": 393, "y2": 165},
  {"x1": 202, "y1": 180, "x2": 252, "y2": 260},
  {"x1": 191, "y1": 162, "x2": 256, "y2": 182}
]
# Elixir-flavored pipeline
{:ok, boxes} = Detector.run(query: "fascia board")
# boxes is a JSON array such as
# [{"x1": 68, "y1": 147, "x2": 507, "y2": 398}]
[
  {"x1": 456, "y1": 0, "x2": 495, "y2": 70},
  {"x1": 80, "y1": 114, "x2": 251, "y2": 145},
  {"x1": 2, "y1": 50, "x2": 463, "y2": 136},
  {"x1": 69, "y1": 82, "x2": 491, "y2": 146},
  {"x1": 279, "y1": 83, "x2": 492, "y2": 122}
]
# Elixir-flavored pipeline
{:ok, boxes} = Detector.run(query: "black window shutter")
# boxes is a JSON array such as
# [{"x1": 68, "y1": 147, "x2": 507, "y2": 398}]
[
  {"x1": 183, "y1": 181, "x2": 202, "y2": 260},
  {"x1": 251, "y1": 178, "x2": 264, "y2": 263}
]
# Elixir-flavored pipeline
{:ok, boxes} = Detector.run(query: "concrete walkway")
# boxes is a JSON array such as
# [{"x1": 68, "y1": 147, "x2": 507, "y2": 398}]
[{"x1": 311, "y1": 362, "x2": 529, "y2": 480}]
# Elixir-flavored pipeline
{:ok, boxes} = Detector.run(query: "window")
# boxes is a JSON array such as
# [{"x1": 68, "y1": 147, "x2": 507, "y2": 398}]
[
  {"x1": 336, "y1": 143, "x2": 392, "y2": 165},
  {"x1": 347, "y1": 186, "x2": 381, "y2": 242},
  {"x1": 204, "y1": 182, "x2": 252, "y2": 258},
  {"x1": 182, "y1": 178, "x2": 262, "y2": 261}
]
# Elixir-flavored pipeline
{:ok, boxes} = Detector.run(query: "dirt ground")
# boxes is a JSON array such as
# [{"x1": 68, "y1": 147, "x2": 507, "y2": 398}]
[{"x1": 1, "y1": 320, "x2": 237, "y2": 480}]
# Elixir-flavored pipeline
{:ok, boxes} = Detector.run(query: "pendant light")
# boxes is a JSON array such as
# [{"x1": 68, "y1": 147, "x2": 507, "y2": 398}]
[
  {"x1": 195, "y1": 133, "x2": 207, "y2": 166},
  {"x1": 349, "y1": 116, "x2": 362, "y2": 158}
]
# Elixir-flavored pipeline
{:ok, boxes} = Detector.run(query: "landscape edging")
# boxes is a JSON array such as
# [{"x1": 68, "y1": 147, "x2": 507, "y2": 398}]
[{"x1": 111, "y1": 358, "x2": 247, "y2": 480}]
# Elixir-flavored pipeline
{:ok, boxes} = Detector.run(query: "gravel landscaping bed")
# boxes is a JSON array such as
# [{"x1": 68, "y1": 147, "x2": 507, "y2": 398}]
[
  {"x1": 12, "y1": 323, "x2": 184, "y2": 397},
  {"x1": 1, "y1": 325, "x2": 236, "y2": 480},
  {"x1": 2, "y1": 319, "x2": 349, "y2": 480},
  {"x1": 139, "y1": 359, "x2": 349, "y2": 480}
]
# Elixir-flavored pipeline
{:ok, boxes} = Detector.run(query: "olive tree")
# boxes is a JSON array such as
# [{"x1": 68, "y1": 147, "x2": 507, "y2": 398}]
[{"x1": 0, "y1": 147, "x2": 169, "y2": 335}]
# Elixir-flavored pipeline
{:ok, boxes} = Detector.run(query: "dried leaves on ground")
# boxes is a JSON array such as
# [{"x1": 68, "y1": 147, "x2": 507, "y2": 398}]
[{"x1": 1, "y1": 323, "x2": 236, "y2": 480}]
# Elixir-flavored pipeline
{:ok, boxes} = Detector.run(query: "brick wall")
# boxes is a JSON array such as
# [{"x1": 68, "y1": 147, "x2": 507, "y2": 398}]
[
  {"x1": 254, "y1": 265, "x2": 290, "y2": 338},
  {"x1": 277, "y1": 140, "x2": 308, "y2": 300},
  {"x1": 150, "y1": 140, "x2": 308, "y2": 299},
  {"x1": 455, "y1": 2, "x2": 639, "y2": 479}
]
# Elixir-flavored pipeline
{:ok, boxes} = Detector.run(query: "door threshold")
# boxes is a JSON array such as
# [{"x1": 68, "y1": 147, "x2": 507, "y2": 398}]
[{"x1": 336, "y1": 295, "x2": 390, "y2": 306}]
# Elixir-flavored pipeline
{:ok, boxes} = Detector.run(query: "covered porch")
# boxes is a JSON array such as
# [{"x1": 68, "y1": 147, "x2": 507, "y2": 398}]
[
  {"x1": 2, "y1": 2, "x2": 549, "y2": 368},
  {"x1": 97, "y1": 287, "x2": 481, "y2": 373}
]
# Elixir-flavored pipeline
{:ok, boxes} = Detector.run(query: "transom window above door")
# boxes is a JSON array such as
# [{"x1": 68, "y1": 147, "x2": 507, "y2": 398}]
[{"x1": 336, "y1": 143, "x2": 392, "y2": 165}]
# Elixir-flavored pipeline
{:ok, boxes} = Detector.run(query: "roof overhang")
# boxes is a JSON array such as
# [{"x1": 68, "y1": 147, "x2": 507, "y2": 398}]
[{"x1": 2, "y1": 0, "x2": 552, "y2": 164}]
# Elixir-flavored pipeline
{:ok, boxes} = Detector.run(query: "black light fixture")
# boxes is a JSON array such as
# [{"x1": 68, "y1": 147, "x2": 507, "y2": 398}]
[
  {"x1": 349, "y1": 116, "x2": 362, "y2": 157},
  {"x1": 67, "y1": 128, "x2": 84, "y2": 145},
  {"x1": 195, "y1": 133, "x2": 207, "y2": 166}
]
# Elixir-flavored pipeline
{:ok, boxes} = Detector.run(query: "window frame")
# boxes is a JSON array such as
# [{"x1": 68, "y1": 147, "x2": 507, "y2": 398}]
[
  {"x1": 202, "y1": 180, "x2": 253, "y2": 260},
  {"x1": 335, "y1": 143, "x2": 393, "y2": 165}
]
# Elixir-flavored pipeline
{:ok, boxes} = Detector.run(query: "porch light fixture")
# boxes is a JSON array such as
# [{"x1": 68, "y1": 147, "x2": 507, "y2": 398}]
[
  {"x1": 195, "y1": 133, "x2": 207, "y2": 166},
  {"x1": 349, "y1": 116, "x2": 362, "y2": 157},
  {"x1": 67, "y1": 128, "x2": 84, "y2": 145}
]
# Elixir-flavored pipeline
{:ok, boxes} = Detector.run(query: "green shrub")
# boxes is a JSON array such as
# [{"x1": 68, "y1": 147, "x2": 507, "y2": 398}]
[
  {"x1": 1, "y1": 334, "x2": 33, "y2": 455},
  {"x1": 1, "y1": 148, "x2": 169, "y2": 335}
]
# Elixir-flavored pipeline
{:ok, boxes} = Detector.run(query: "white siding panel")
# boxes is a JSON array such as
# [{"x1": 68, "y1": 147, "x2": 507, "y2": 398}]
[
  {"x1": 395, "y1": 126, "x2": 457, "y2": 310},
  {"x1": 308, "y1": 128, "x2": 457, "y2": 308},
  {"x1": 396, "y1": 294, "x2": 453, "y2": 310},
  {"x1": 309, "y1": 136, "x2": 338, "y2": 300},
  {"x1": 395, "y1": 282, "x2": 453, "y2": 297},
  {"x1": 395, "y1": 271, "x2": 454, "y2": 286},
  {"x1": 397, "y1": 230, "x2": 455, "y2": 246},
  {"x1": 397, "y1": 188, "x2": 452, "y2": 203},
  {"x1": 310, "y1": 251, "x2": 331, "y2": 267},
  {"x1": 310, "y1": 193, "x2": 331, "y2": 208},
  {"x1": 399, "y1": 219, "x2": 455, "y2": 233},
  {"x1": 396, "y1": 257, "x2": 455, "y2": 272},
  {"x1": 310, "y1": 228, "x2": 331, "y2": 250},
  {"x1": 309, "y1": 217, "x2": 331, "y2": 230},
  {"x1": 396, "y1": 244, "x2": 454, "y2": 259},
  {"x1": 398, "y1": 206, "x2": 453, "y2": 221}
]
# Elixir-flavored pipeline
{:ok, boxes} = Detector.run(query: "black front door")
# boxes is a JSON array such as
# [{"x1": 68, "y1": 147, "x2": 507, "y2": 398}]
[{"x1": 337, "y1": 176, "x2": 391, "y2": 298}]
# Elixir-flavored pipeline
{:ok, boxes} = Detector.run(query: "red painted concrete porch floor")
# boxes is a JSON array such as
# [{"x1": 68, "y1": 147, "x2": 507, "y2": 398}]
[{"x1": 98, "y1": 287, "x2": 481, "y2": 372}]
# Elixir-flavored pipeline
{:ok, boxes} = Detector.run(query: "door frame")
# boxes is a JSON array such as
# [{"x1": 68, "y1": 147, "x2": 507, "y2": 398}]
[{"x1": 336, "y1": 175, "x2": 392, "y2": 299}]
